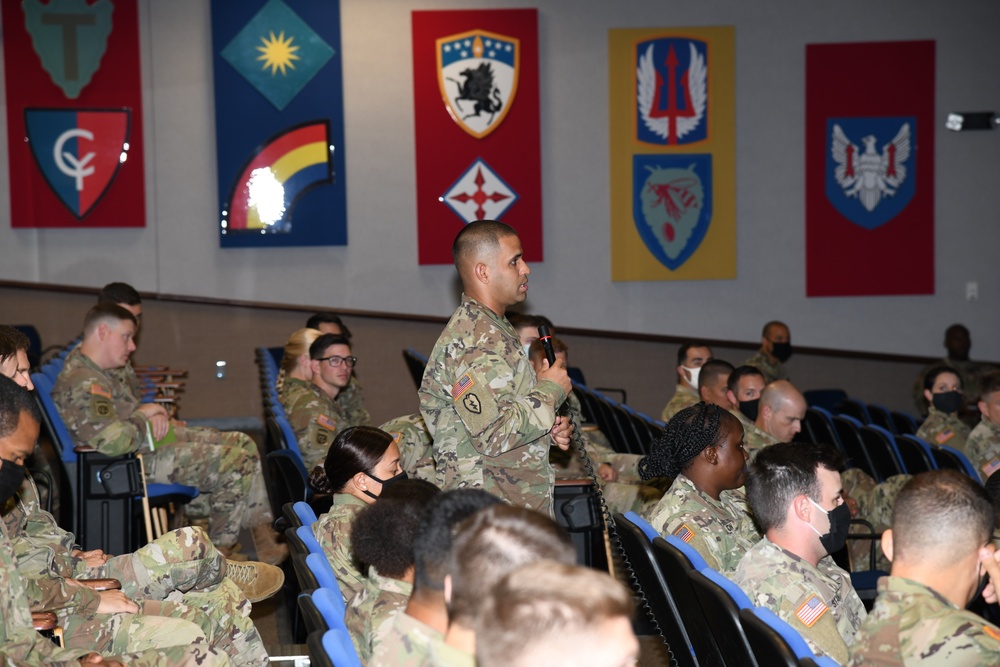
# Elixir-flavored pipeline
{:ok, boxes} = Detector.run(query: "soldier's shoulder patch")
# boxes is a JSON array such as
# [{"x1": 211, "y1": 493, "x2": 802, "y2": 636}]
[
  {"x1": 390, "y1": 431, "x2": 403, "y2": 445},
  {"x1": 936, "y1": 429, "x2": 955, "y2": 444},
  {"x1": 673, "y1": 523, "x2": 695, "y2": 543},
  {"x1": 982, "y1": 458, "x2": 1000, "y2": 477},
  {"x1": 317, "y1": 414, "x2": 337, "y2": 430},
  {"x1": 795, "y1": 594, "x2": 828, "y2": 628},
  {"x1": 90, "y1": 383, "x2": 112, "y2": 399},
  {"x1": 451, "y1": 373, "x2": 475, "y2": 400},
  {"x1": 984, "y1": 625, "x2": 1000, "y2": 641}
]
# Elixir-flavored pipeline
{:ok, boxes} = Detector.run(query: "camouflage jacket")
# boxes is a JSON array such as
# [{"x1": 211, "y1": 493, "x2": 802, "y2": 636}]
[
  {"x1": 338, "y1": 376, "x2": 372, "y2": 428},
  {"x1": 734, "y1": 537, "x2": 866, "y2": 664},
  {"x1": 107, "y1": 361, "x2": 143, "y2": 403},
  {"x1": 315, "y1": 494, "x2": 368, "y2": 604},
  {"x1": 52, "y1": 346, "x2": 150, "y2": 456},
  {"x1": 418, "y1": 295, "x2": 565, "y2": 516},
  {"x1": 660, "y1": 384, "x2": 699, "y2": 423},
  {"x1": 912, "y1": 358, "x2": 998, "y2": 416},
  {"x1": 915, "y1": 407, "x2": 970, "y2": 454},
  {"x1": 370, "y1": 610, "x2": 443, "y2": 667},
  {"x1": 743, "y1": 422, "x2": 778, "y2": 461},
  {"x1": 966, "y1": 415, "x2": 1000, "y2": 483},
  {"x1": 380, "y1": 414, "x2": 437, "y2": 485},
  {"x1": 743, "y1": 351, "x2": 787, "y2": 384},
  {"x1": 281, "y1": 377, "x2": 345, "y2": 472},
  {"x1": 426, "y1": 637, "x2": 475, "y2": 667},
  {"x1": 346, "y1": 567, "x2": 412, "y2": 664},
  {"x1": 848, "y1": 576, "x2": 1000, "y2": 666},
  {"x1": 731, "y1": 408, "x2": 755, "y2": 433},
  {"x1": 550, "y1": 392, "x2": 639, "y2": 481},
  {"x1": 642, "y1": 474, "x2": 759, "y2": 573}
]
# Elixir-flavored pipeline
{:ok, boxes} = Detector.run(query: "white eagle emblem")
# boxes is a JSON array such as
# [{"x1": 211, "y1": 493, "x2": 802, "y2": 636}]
[
  {"x1": 831, "y1": 123, "x2": 911, "y2": 212},
  {"x1": 637, "y1": 42, "x2": 706, "y2": 143}
]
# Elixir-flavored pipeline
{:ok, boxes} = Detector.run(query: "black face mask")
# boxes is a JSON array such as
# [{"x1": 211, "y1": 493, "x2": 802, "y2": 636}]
[
  {"x1": 810, "y1": 499, "x2": 852, "y2": 555},
  {"x1": 771, "y1": 342, "x2": 793, "y2": 363},
  {"x1": 932, "y1": 391, "x2": 963, "y2": 415},
  {"x1": 739, "y1": 399, "x2": 760, "y2": 422},
  {"x1": 0, "y1": 459, "x2": 25, "y2": 505},
  {"x1": 361, "y1": 470, "x2": 408, "y2": 501}
]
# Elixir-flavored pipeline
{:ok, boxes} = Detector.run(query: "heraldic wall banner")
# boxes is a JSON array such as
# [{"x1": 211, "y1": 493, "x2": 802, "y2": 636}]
[
  {"x1": 608, "y1": 27, "x2": 735, "y2": 281},
  {"x1": 3, "y1": 0, "x2": 146, "y2": 228},
  {"x1": 211, "y1": 0, "x2": 346, "y2": 248},
  {"x1": 412, "y1": 9, "x2": 542, "y2": 265},
  {"x1": 806, "y1": 40, "x2": 935, "y2": 297}
]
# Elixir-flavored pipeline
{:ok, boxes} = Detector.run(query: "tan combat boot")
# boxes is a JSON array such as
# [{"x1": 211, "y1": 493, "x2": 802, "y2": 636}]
[
  {"x1": 225, "y1": 560, "x2": 285, "y2": 603},
  {"x1": 251, "y1": 522, "x2": 289, "y2": 565}
]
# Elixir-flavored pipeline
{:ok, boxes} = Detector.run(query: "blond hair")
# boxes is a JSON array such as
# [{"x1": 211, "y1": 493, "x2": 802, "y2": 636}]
[{"x1": 276, "y1": 328, "x2": 322, "y2": 391}]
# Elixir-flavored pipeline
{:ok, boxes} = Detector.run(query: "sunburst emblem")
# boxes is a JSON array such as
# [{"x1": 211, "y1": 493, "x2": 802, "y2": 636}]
[{"x1": 256, "y1": 30, "x2": 300, "y2": 76}]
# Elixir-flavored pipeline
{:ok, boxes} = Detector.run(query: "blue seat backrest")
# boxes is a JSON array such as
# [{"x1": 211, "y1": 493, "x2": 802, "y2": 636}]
[
  {"x1": 321, "y1": 628, "x2": 361, "y2": 667},
  {"x1": 622, "y1": 511, "x2": 659, "y2": 542},
  {"x1": 754, "y1": 607, "x2": 814, "y2": 659},
  {"x1": 312, "y1": 586, "x2": 347, "y2": 629},
  {"x1": 275, "y1": 415, "x2": 303, "y2": 458},
  {"x1": 939, "y1": 445, "x2": 980, "y2": 480},
  {"x1": 898, "y1": 434, "x2": 938, "y2": 470},
  {"x1": 664, "y1": 535, "x2": 709, "y2": 571},
  {"x1": 297, "y1": 525, "x2": 325, "y2": 556},
  {"x1": 699, "y1": 567, "x2": 754, "y2": 609},
  {"x1": 31, "y1": 373, "x2": 78, "y2": 463},
  {"x1": 293, "y1": 501, "x2": 319, "y2": 526},
  {"x1": 867, "y1": 423, "x2": 908, "y2": 473}
]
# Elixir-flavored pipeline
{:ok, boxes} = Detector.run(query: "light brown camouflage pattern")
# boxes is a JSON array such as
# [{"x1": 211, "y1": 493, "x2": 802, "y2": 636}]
[
  {"x1": 369, "y1": 610, "x2": 443, "y2": 667},
  {"x1": 848, "y1": 576, "x2": 1000, "y2": 666},
  {"x1": 743, "y1": 350, "x2": 788, "y2": 384},
  {"x1": 734, "y1": 537, "x2": 867, "y2": 664},
  {"x1": 841, "y1": 469, "x2": 909, "y2": 572},
  {"x1": 315, "y1": 494, "x2": 368, "y2": 604},
  {"x1": 659, "y1": 384, "x2": 698, "y2": 423},
  {"x1": 965, "y1": 415, "x2": 1000, "y2": 484},
  {"x1": 379, "y1": 414, "x2": 437, "y2": 484},
  {"x1": 426, "y1": 637, "x2": 475, "y2": 667},
  {"x1": 418, "y1": 295, "x2": 566, "y2": 517},
  {"x1": 339, "y1": 376, "x2": 372, "y2": 429},
  {"x1": 280, "y1": 377, "x2": 344, "y2": 473},
  {"x1": 915, "y1": 407, "x2": 971, "y2": 455},
  {"x1": 345, "y1": 568, "x2": 412, "y2": 663},
  {"x1": 743, "y1": 422, "x2": 778, "y2": 461}
]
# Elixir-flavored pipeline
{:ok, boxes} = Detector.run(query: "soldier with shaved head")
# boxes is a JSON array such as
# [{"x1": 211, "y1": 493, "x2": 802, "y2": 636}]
[
  {"x1": 741, "y1": 380, "x2": 807, "y2": 459},
  {"x1": 419, "y1": 220, "x2": 573, "y2": 517}
]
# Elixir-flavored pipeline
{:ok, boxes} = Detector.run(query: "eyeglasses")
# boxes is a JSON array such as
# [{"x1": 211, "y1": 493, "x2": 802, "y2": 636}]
[{"x1": 318, "y1": 355, "x2": 357, "y2": 368}]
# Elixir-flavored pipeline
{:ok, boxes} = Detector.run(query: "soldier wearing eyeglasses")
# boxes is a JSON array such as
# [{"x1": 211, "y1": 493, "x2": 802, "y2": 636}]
[{"x1": 283, "y1": 333, "x2": 370, "y2": 472}]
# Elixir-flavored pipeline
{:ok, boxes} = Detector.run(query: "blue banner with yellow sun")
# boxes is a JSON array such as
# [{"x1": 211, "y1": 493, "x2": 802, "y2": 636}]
[{"x1": 211, "y1": 0, "x2": 346, "y2": 247}]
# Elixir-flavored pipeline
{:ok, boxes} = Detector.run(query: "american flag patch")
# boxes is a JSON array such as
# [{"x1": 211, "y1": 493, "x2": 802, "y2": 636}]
[
  {"x1": 795, "y1": 594, "x2": 828, "y2": 627},
  {"x1": 451, "y1": 373, "x2": 474, "y2": 400},
  {"x1": 317, "y1": 414, "x2": 337, "y2": 430},
  {"x1": 936, "y1": 429, "x2": 954, "y2": 444},
  {"x1": 673, "y1": 524, "x2": 695, "y2": 543},
  {"x1": 391, "y1": 432, "x2": 403, "y2": 445},
  {"x1": 90, "y1": 384, "x2": 111, "y2": 398},
  {"x1": 983, "y1": 459, "x2": 1000, "y2": 478},
  {"x1": 984, "y1": 625, "x2": 1000, "y2": 641}
]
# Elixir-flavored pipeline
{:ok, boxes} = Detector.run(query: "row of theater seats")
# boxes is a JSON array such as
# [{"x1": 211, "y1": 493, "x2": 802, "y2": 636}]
[
  {"x1": 283, "y1": 501, "x2": 363, "y2": 667},
  {"x1": 616, "y1": 512, "x2": 838, "y2": 667}
]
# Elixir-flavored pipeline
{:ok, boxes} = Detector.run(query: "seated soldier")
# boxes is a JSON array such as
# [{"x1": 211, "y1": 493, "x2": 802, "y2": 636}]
[
  {"x1": 379, "y1": 413, "x2": 437, "y2": 484},
  {"x1": 638, "y1": 403, "x2": 759, "y2": 573},
  {"x1": 284, "y1": 333, "x2": 368, "y2": 472},
  {"x1": 744, "y1": 380, "x2": 807, "y2": 458},
  {"x1": 661, "y1": 341, "x2": 712, "y2": 422},
  {"x1": 916, "y1": 366, "x2": 972, "y2": 454},
  {"x1": 848, "y1": 471, "x2": 1000, "y2": 665},
  {"x1": 346, "y1": 479, "x2": 440, "y2": 662},
  {"x1": 475, "y1": 560, "x2": 639, "y2": 667},
  {"x1": 911, "y1": 324, "x2": 999, "y2": 419},
  {"x1": 744, "y1": 320, "x2": 792, "y2": 384},
  {"x1": 275, "y1": 327, "x2": 322, "y2": 400},
  {"x1": 698, "y1": 359, "x2": 736, "y2": 411},
  {"x1": 726, "y1": 365, "x2": 766, "y2": 429},
  {"x1": 507, "y1": 313, "x2": 547, "y2": 355},
  {"x1": 370, "y1": 489, "x2": 502, "y2": 667},
  {"x1": 735, "y1": 442, "x2": 866, "y2": 664},
  {"x1": 51, "y1": 304, "x2": 285, "y2": 564},
  {"x1": 967, "y1": 371, "x2": 1000, "y2": 483},
  {"x1": 0, "y1": 325, "x2": 34, "y2": 391},
  {"x1": 304, "y1": 313, "x2": 370, "y2": 428}
]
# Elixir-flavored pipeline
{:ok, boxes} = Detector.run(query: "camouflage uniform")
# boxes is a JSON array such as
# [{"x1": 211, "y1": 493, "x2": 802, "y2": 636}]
[
  {"x1": 912, "y1": 358, "x2": 999, "y2": 417},
  {"x1": 280, "y1": 377, "x2": 345, "y2": 473},
  {"x1": 3, "y1": 476, "x2": 268, "y2": 666},
  {"x1": 841, "y1": 469, "x2": 910, "y2": 572},
  {"x1": 964, "y1": 415, "x2": 1000, "y2": 483},
  {"x1": 641, "y1": 474, "x2": 759, "y2": 573},
  {"x1": 848, "y1": 576, "x2": 1000, "y2": 666},
  {"x1": 339, "y1": 376, "x2": 372, "y2": 428},
  {"x1": 659, "y1": 384, "x2": 698, "y2": 423},
  {"x1": 743, "y1": 351, "x2": 787, "y2": 384},
  {"x1": 0, "y1": 521, "x2": 232, "y2": 667},
  {"x1": 52, "y1": 346, "x2": 272, "y2": 548},
  {"x1": 369, "y1": 610, "x2": 443, "y2": 667},
  {"x1": 418, "y1": 295, "x2": 566, "y2": 517},
  {"x1": 734, "y1": 537, "x2": 867, "y2": 664},
  {"x1": 731, "y1": 408, "x2": 755, "y2": 433},
  {"x1": 345, "y1": 567, "x2": 412, "y2": 663},
  {"x1": 915, "y1": 407, "x2": 970, "y2": 455},
  {"x1": 743, "y1": 422, "x2": 778, "y2": 461},
  {"x1": 315, "y1": 494, "x2": 368, "y2": 603},
  {"x1": 426, "y1": 637, "x2": 475, "y2": 667},
  {"x1": 380, "y1": 414, "x2": 437, "y2": 484}
]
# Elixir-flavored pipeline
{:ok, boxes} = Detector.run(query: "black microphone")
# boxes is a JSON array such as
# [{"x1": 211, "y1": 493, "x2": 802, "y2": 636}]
[{"x1": 537, "y1": 325, "x2": 556, "y2": 365}]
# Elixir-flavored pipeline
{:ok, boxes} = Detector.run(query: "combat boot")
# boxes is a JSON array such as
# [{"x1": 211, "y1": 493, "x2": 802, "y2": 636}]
[
  {"x1": 218, "y1": 543, "x2": 249, "y2": 561},
  {"x1": 225, "y1": 560, "x2": 285, "y2": 603},
  {"x1": 251, "y1": 522, "x2": 289, "y2": 565}
]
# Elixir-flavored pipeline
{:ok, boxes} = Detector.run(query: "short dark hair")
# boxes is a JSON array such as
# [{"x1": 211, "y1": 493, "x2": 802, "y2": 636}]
[
  {"x1": 727, "y1": 365, "x2": 765, "y2": 394},
  {"x1": 308, "y1": 333, "x2": 351, "y2": 360},
  {"x1": 892, "y1": 471, "x2": 994, "y2": 567},
  {"x1": 923, "y1": 365, "x2": 963, "y2": 392},
  {"x1": 639, "y1": 402, "x2": 740, "y2": 480},
  {"x1": 0, "y1": 326, "x2": 30, "y2": 365},
  {"x1": 980, "y1": 371, "x2": 1000, "y2": 400},
  {"x1": 83, "y1": 303, "x2": 137, "y2": 335},
  {"x1": 677, "y1": 341, "x2": 712, "y2": 366},
  {"x1": 762, "y1": 321, "x2": 789, "y2": 339},
  {"x1": 452, "y1": 220, "x2": 518, "y2": 268},
  {"x1": 351, "y1": 479, "x2": 440, "y2": 578},
  {"x1": 698, "y1": 359, "x2": 735, "y2": 391},
  {"x1": 507, "y1": 313, "x2": 546, "y2": 332},
  {"x1": 305, "y1": 312, "x2": 352, "y2": 340},
  {"x1": 527, "y1": 336, "x2": 568, "y2": 364},
  {"x1": 0, "y1": 375, "x2": 41, "y2": 439},
  {"x1": 97, "y1": 282, "x2": 141, "y2": 306},
  {"x1": 309, "y1": 426, "x2": 393, "y2": 494},
  {"x1": 412, "y1": 489, "x2": 502, "y2": 593},
  {"x1": 745, "y1": 442, "x2": 845, "y2": 533}
]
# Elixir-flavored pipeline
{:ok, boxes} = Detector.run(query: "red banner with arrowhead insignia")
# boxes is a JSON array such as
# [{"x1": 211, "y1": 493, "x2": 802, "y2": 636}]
[
  {"x1": 412, "y1": 9, "x2": 542, "y2": 264},
  {"x1": 806, "y1": 40, "x2": 935, "y2": 296}
]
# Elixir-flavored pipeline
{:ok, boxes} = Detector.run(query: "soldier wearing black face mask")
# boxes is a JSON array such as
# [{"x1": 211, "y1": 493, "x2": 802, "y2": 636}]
[
  {"x1": 916, "y1": 366, "x2": 971, "y2": 456},
  {"x1": 744, "y1": 320, "x2": 792, "y2": 385},
  {"x1": 734, "y1": 442, "x2": 866, "y2": 665}
]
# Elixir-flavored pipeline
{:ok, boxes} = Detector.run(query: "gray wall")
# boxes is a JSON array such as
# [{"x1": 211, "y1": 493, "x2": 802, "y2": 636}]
[{"x1": 0, "y1": 1, "x2": 998, "y2": 361}]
